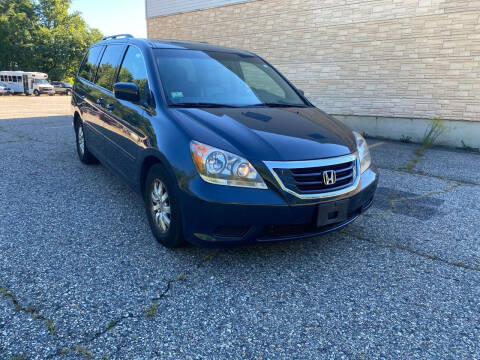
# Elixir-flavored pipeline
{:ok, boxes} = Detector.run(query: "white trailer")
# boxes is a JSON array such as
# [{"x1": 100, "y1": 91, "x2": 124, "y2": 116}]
[{"x1": 0, "y1": 71, "x2": 55, "y2": 95}]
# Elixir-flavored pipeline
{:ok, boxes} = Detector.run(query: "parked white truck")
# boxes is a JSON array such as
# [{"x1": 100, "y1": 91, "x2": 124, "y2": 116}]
[{"x1": 0, "y1": 71, "x2": 55, "y2": 96}]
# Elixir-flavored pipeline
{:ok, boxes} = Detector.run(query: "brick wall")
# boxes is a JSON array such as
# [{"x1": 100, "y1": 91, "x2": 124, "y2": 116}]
[{"x1": 147, "y1": 0, "x2": 480, "y2": 122}]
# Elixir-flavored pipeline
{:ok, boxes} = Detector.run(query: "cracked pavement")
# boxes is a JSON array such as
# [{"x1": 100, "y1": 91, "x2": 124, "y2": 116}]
[{"x1": 1, "y1": 97, "x2": 480, "y2": 359}]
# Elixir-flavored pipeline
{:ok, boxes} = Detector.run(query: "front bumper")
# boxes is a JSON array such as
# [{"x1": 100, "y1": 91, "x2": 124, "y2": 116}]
[{"x1": 180, "y1": 166, "x2": 378, "y2": 247}]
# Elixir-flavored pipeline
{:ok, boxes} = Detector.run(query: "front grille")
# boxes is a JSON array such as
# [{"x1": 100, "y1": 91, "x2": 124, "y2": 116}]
[{"x1": 265, "y1": 155, "x2": 359, "y2": 198}]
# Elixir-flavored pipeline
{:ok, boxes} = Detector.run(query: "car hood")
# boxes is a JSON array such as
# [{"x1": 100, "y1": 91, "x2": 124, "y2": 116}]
[{"x1": 170, "y1": 107, "x2": 357, "y2": 161}]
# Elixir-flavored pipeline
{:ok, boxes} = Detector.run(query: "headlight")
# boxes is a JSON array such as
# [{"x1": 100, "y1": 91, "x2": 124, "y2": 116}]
[
  {"x1": 354, "y1": 132, "x2": 371, "y2": 173},
  {"x1": 190, "y1": 141, "x2": 267, "y2": 189}
]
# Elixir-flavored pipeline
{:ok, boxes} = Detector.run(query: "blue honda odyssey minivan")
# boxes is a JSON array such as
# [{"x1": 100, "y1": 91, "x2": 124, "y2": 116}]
[{"x1": 72, "y1": 34, "x2": 378, "y2": 248}]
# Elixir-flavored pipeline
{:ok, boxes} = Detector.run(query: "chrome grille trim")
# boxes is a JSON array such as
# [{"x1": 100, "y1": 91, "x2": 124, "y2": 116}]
[{"x1": 264, "y1": 153, "x2": 360, "y2": 199}]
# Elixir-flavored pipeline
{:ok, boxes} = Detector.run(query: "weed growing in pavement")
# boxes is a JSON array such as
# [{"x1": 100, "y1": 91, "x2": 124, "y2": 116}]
[
  {"x1": 461, "y1": 140, "x2": 480, "y2": 153},
  {"x1": 405, "y1": 117, "x2": 449, "y2": 171},
  {"x1": 106, "y1": 321, "x2": 116, "y2": 330},
  {"x1": 145, "y1": 301, "x2": 159, "y2": 318},
  {"x1": 73, "y1": 345, "x2": 93, "y2": 358},
  {"x1": 422, "y1": 117, "x2": 447, "y2": 149},
  {"x1": 45, "y1": 319, "x2": 56, "y2": 335},
  {"x1": 400, "y1": 135, "x2": 412, "y2": 143}
]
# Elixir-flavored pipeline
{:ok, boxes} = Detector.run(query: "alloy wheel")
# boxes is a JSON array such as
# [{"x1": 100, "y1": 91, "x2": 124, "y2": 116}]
[
  {"x1": 77, "y1": 126, "x2": 85, "y2": 155},
  {"x1": 151, "y1": 179, "x2": 171, "y2": 233}
]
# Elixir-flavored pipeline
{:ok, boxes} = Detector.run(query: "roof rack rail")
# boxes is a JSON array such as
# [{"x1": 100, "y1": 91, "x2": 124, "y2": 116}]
[{"x1": 102, "y1": 34, "x2": 134, "y2": 41}]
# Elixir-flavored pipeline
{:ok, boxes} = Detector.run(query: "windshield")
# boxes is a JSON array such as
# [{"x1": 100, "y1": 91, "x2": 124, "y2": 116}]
[
  {"x1": 35, "y1": 79, "x2": 49, "y2": 84},
  {"x1": 155, "y1": 49, "x2": 308, "y2": 107}
]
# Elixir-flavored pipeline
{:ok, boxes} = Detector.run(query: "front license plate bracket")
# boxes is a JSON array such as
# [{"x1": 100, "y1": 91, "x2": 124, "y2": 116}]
[{"x1": 317, "y1": 200, "x2": 349, "y2": 227}]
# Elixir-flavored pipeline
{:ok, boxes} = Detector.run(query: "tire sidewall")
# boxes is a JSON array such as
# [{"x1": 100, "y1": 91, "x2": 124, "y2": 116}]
[{"x1": 145, "y1": 164, "x2": 184, "y2": 248}]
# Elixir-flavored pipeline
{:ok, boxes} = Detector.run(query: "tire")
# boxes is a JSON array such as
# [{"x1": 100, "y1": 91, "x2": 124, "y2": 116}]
[
  {"x1": 33, "y1": 90, "x2": 39, "y2": 96},
  {"x1": 145, "y1": 164, "x2": 185, "y2": 248},
  {"x1": 75, "y1": 121, "x2": 98, "y2": 164},
  {"x1": 66, "y1": 90, "x2": 72, "y2": 96}
]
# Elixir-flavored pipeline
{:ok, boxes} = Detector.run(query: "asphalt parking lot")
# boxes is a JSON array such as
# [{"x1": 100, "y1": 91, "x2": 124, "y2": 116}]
[{"x1": 1, "y1": 96, "x2": 479, "y2": 359}]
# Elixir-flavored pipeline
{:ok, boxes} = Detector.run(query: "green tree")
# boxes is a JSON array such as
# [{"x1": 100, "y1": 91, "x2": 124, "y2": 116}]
[
  {"x1": 0, "y1": 0, "x2": 103, "y2": 80},
  {"x1": 0, "y1": 0, "x2": 37, "y2": 70}
]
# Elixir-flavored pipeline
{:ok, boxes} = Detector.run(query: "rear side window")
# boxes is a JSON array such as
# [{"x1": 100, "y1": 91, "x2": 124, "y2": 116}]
[
  {"x1": 95, "y1": 44, "x2": 124, "y2": 91},
  {"x1": 78, "y1": 46, "x2": 104, "y2": 82},
  {"x1": 117, "y1": 46, "x2": 150, "y2": 105}
]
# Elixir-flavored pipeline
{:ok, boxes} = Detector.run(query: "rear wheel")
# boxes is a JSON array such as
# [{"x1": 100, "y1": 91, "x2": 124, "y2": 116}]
[
  {"x1": 145, "y1": 164, "x2": 185, "y2": 248},
  {"x1": 75, "y1": 122, "x2": 98, "y2": 164},
  {"x1": 33, "y1": 90, "x2": 39, "y2": 96}
]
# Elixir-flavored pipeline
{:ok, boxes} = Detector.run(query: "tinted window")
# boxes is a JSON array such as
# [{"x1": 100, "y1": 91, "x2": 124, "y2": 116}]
[
  {"x1": 79, "y1": 46, "x2": 104, "y2": 82},
  {"x1": 95, "y1": 45, "x2": 124, "y2": 91},
  {"x1": 117, "y1": 46, "x2": 150, "y2": 105}
]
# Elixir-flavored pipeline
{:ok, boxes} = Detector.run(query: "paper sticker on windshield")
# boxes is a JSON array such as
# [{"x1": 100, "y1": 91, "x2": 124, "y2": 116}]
[{"x1": 171, "y1": 91, "x2": 184, "y2": 99}]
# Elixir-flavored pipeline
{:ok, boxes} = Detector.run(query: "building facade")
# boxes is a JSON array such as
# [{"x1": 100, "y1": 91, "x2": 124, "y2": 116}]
[{"x1": 146, "y1": 0, "x2": 480, "y2": 148}]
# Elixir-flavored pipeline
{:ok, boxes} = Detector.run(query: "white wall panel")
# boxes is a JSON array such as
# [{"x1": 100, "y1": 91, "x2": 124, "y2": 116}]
[{"x1": 146, "y1": 0, "x2": 254, "y2": 18}]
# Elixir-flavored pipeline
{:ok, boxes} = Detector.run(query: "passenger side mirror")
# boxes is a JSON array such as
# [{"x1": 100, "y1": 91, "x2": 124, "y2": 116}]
[
  {"x1": 298, "y1": 89, "x2": 305, "y2": 96},
  {"x1": 113, "y1": 82, "x2": 140, "y2": 102}
]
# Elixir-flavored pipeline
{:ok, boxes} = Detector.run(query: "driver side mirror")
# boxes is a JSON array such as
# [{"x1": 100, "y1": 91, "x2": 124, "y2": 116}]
[
  {"x1": 298, "y1": 89, "x2": 305, "y2": 96},
  {"x1": 114, "y1": 82, "x2": 140, "y2": 102}
]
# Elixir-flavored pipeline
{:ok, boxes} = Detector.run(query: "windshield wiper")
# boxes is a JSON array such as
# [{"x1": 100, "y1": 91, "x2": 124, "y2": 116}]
[
  {"x1": 170, "y1": 102, "x2": 240, "y2": 108},
  {"x1": 245, "y1": 103, "x2": 307, "y2": 108}
]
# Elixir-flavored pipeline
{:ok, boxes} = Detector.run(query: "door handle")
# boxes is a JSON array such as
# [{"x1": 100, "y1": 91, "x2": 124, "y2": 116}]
[
  {"x1": 106, "y1": 103, "x2": 115, "y2": 111},
  {"x1": 96, "y1": 98, "x2": 104, "y2": 106}
]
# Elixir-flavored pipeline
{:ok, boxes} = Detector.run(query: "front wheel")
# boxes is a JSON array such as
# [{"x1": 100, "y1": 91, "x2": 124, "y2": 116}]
[
  {"x1": 33, "y1": 90, "x2": 39, "y2": 96},
  {"x1": 75, "y1": 122, "x2": 98, "y2": 164},
  {"x1": 145, "y1": 164, "x2": 185, "y2": 248}
]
